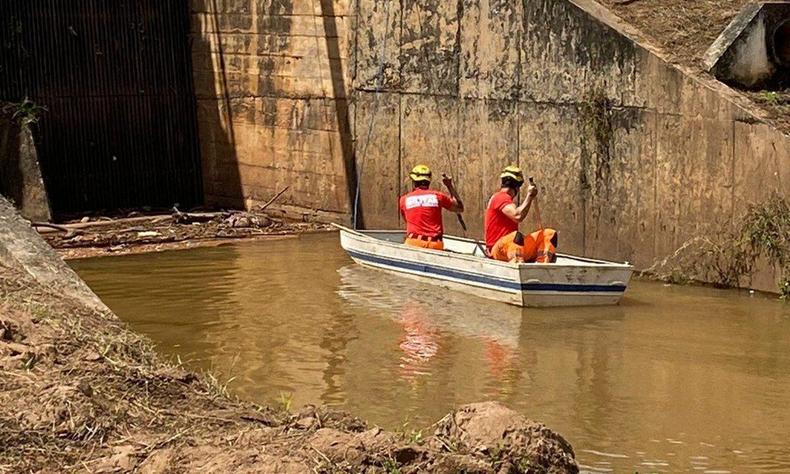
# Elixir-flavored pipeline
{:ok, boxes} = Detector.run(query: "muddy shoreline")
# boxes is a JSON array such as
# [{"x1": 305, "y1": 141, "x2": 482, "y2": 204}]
[{"x1": 1, "y1": 199, "x2": 579, "y2": 473}]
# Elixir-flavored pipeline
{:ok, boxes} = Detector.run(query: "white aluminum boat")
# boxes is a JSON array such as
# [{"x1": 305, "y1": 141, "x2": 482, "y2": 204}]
[{"x1": 335, "y1": 224, "x2": 634, "y2": 307}]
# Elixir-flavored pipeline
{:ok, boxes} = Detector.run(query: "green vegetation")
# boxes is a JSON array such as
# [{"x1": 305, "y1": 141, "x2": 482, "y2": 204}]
[
  {"x1": 644, "y1": 194, "x2": 790, "y2": 297},
  {"x1": 204, "y1": 370, "x2": 237, "y2": 398},
  {"x1": 277, "y1": 391, "x2": 294, "y2": 412},
  {"x1": 396, "y1": 417, "x2": 424, "y2": 445},
  {"x1": 742, "y1": 194, "x2": 790, "y2": 298},
  {"x1": 579, "y1": 88, "x2": 615, "y2": 198},
  {"x1": 382, "y1": 457, "x2": 402, "y2": 474},
  {"x1": 0, "y1": 97, "x2": 47, "y2": 126},
  {"x1": 757, "y1": 91, "x2": 780, "y2": 105}
]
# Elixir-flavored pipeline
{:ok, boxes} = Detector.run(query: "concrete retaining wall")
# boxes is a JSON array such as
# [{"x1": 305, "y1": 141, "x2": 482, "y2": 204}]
[
  {"x1": 192, "y1": 0, "x2": 790, "y2": 291},
  {"x1": 190, "y1": 0, "x2": 356, "y2": 221},
  {"x1": 0, "y1": 117, "x2": 51, "y2": 222}
]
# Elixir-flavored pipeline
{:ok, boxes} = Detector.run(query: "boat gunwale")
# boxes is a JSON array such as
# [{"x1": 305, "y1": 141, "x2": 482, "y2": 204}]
[{"x1": 333, "y1": 224, "x2": 634, "y2": 271}]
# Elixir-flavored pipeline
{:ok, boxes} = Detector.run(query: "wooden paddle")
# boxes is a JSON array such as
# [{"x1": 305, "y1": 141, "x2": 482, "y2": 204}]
[
  {"x1": 528, "y1": 177, "x2": 543, "y2": 230},
  {"x1": 442, "y1": 173, "x2": 488, "y2": 257}
]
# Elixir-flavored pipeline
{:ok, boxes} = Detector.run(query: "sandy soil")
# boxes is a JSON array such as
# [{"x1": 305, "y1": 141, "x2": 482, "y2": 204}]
[{"x1": 0, "y1": 256, "x2": 579, "y2": 473}]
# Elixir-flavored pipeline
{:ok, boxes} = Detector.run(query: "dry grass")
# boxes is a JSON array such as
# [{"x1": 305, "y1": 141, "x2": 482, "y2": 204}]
[
  {"x1": 597, "y1": 0, "x2": 790, "y2": 133},
  {"x1": 597, "y1": 0, "x2": 750, "y2": 69}
]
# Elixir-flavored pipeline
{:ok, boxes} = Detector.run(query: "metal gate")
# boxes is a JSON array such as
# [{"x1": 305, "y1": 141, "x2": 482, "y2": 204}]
[{"x1": 0, "y1": 0, "x2": 202, "y2": 216}]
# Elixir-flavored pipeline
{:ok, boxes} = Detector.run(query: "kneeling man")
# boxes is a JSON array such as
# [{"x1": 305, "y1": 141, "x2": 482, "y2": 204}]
[{"x1": 484, "y1": 165, "x2": 558, "y2": 263}]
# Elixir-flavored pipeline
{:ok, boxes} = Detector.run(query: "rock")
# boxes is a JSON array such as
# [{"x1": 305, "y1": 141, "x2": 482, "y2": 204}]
[
  {"x1": 83, "y1": 350, "x2": 103, "y2": 362},
  {"x1": 430, "y1": 402, "x2": 578, "y2": 473},
  {"x1": 295, "y1": 417, "x2": 316, "y2": 430},
  {"x1": 309, "y1": 428, "x2": 366, "y2": 464},
  {"x1": 77, "y1": 380, "x2": 93, "y2": 397},
  {"x1": 222, "y1": 212, "x2": 270, "y2": 229},
  {"x1": 428, "y1": 453, "x2": 493, "y2": 474},
  {"x1": 137, "y1": 231, "x2": 161, "y2": 238},
  {"x1": 80, "y1": 216, "x2": 90, "y2": 223}
]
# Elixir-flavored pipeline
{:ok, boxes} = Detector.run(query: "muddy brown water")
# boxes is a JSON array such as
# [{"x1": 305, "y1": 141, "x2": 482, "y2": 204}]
[{"x1": 70, "y1": 233, "x2": 790, "y2": 473}]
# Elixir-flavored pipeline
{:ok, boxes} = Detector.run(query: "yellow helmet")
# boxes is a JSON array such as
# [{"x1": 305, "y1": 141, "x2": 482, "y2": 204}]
[
  {"x1": 409, "y1": 164, "x2": 432, "y2": 183},
  {"x1": 500, "y1": 165, "x2": 524, "y2": 183}
]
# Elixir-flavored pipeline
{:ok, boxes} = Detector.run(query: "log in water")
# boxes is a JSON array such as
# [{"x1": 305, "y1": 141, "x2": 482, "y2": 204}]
[{"x1": 71, "y1": 233, "x2": 790, "y2": 473}]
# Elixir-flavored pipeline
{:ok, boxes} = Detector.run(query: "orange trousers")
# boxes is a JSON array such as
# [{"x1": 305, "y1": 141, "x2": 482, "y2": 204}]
[
  {"x1": 404, "y1": 238, "x2": 444, "y2": 251},
  {"x1": 490, "y1": 229, "x2": 557, "y2": 263}
]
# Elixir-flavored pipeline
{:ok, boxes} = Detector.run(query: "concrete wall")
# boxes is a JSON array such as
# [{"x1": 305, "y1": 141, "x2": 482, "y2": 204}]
[
  {"x1": 351, "y1": 0, "x2": 790, "y2": 291},
  {"x1": 0, "y1": 117, "x2": 52, "y2": 222},
  {"x1": 192, "y1": 0, "x2": 790, "y2": 290},
  {"x1": 190, "y1": 0, "x2": 356, "y2": 221}
]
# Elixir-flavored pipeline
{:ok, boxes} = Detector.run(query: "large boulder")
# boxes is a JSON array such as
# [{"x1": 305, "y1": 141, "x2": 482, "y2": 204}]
[{"x1": 430, "y1": 402, "x2": 578, "y2": 474}]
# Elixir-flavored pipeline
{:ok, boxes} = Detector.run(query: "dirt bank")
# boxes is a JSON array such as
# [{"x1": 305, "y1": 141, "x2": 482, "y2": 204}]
[
  {"x1": 598, "y1": 0, "x2": 789, "y2": 132},
  {"x1": 597, "y1": 0, "x2": 749, "y2": 68},
  {"x1": 1, "y1": 197, "x2": 579, "y2": 473},
  {"x1": 39, "y1": 210, "x2": 333, "y2": 259}
]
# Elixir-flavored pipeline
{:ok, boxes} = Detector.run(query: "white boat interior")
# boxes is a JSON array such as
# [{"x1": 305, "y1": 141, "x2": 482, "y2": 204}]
[{"x1": 360, "y1": 230, "x2": 628, "y2": 268}]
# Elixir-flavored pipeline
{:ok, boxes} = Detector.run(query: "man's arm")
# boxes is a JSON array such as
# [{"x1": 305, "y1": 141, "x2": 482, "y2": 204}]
[
  {"x1": 500, "y1": 185, "x2": 538, "y2": 223},
  {"x1": 441, "y1": 175, "x2": 465, "y2": 213}
]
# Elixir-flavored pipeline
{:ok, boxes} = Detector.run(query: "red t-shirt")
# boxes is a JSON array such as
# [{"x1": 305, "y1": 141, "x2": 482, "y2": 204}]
[
  {"x1": 484, "y1": 191, "x2": 518, "y2": 249},
  {"x1": 399, "y1": 188, "x2": 453, "y2": 238}
]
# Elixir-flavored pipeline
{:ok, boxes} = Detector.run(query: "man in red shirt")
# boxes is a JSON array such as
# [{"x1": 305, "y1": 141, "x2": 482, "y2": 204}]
[
  {"x1": 399, "y1": 165, "x2": 464, "y2": 251},
  {"x1": 484, "y1": 165, "x2": 539, "y2": 254}
]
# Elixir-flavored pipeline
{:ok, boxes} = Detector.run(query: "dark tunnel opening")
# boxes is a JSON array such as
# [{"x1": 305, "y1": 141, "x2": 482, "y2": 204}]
[{"x1": 772, "y1": 20, "x2": 790, "y2": 67}]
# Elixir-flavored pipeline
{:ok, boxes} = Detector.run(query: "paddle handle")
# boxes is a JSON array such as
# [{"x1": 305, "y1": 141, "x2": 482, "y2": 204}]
[
  {"x1": 528, "y1": 177, "x2": 543, "y2": 230},
  {"x1": 444, "y1": 173, "x2": 488, "y2": 257},
  {"x1": 456, "y1": 214, "x2": 468, "y2": 232}
]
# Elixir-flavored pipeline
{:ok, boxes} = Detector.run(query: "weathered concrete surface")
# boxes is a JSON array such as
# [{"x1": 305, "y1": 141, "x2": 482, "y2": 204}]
[
  {"x1": 350, "y1": 0, "x2": 790, "y2": 292},
  {"x1": 190, "y1": 0, "x2": 356, "y2": 222},
  {"x1": 193, "y1": 0, "x2": 790, "y2": 291},
  {"x1": 703, "y1": 2, "x2": 790, "y2": 89},
  {"x1": 0, "y1": 118, "x2": 51, "y2": 222},
  {"x1": 0, "y1": 196, "x2": 104, "y2": 311}
]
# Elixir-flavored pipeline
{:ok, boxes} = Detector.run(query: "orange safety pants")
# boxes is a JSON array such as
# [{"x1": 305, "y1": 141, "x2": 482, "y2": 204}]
[
  {"x1": 490, "y1": 229, "x2": 557, "y2": 263},
  {"x1": 404, "y1": 238, "x2": 444, "y2": 251}
]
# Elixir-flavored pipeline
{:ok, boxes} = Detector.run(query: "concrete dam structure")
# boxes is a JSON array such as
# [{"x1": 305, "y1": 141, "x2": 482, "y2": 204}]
[
  {"x1": 1, "y1": 0, "x2": 787, "y2": 291},
  {"x1": 192, "y1": 0, "x2": 789, "y2": 291}
]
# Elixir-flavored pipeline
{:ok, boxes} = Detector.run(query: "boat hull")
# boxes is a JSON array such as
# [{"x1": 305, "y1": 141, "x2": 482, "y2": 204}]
[{"x1": 337, "y1": 226, "x2": 633, "y2": 307}]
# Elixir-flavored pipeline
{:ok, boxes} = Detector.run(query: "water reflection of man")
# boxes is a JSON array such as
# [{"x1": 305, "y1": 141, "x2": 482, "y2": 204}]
[{"x1": 397, "y1": 301, "x2": 440, "y2": 382}]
